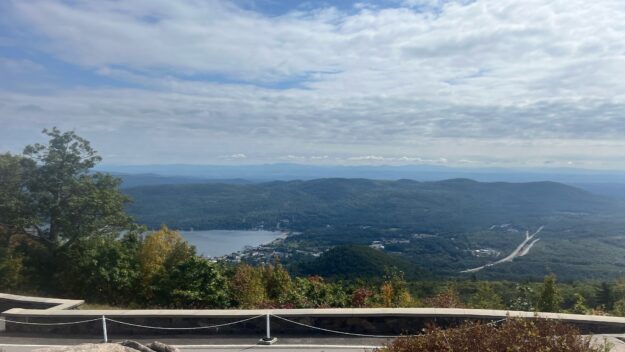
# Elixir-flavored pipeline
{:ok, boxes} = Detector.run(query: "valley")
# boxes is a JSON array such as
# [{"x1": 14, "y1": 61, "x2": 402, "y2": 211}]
[{"x1": 122, "y1": 178, "x2": 625, "y2": 281}]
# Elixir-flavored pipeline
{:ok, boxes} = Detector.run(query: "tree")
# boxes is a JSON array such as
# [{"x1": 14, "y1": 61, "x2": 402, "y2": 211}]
[
  {"x1": 572, "y1": 293, "x2": 588, "y2": 315},
  {"x1": 469, "y1": 282, "x2": 505, "y2": 309},
  {"x1": 538, "y1": 274, "x2": 562, "y2": 312},
  {"x1": 138, "y1": 226, "x2": 194, "y2": 284},
  {"x1": 137, "y1": 226, "x2": 195, "y2": 301},
  {"x1": 612, "y1": 299, "x2": 625, "y2": 316},
  {"x1": 230, "y1": 263, "x2": 267, "y2": 308},
  {"x1": 287, "y1": 276, "x2": 349, "y2": 308},
  {"x1": 0, "y1": 227, "x2": 47, "y2": 292},
  {"x1": 378, "y1": 269, "x2": 414, "y2": 307},
  {"x1": 56, "y1": 232, "x2": 141, "y2": 305},
  {"x1": 1, "y1": 128, "x2": 132, "y2": 249},
  {"x1": 0, "y1": 153, "x2": 37, "y2": 235},
  {"x1": 263, "y1": 261, "x2": 293, "y2": 304},
  {"x1": 596, "y1": 282, "x2": 614, "y2": 311},
  {"x1": 509, "y1": 284, "x2": 535, "y2": 312},
  {"x1": 153, "y1": 256, "x2": 229, "y2": 308}
]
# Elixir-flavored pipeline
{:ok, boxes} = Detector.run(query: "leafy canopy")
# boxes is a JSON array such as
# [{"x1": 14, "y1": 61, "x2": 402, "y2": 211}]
[{"x1": 0, "y1": 128, "x2": 132, "y2": 249}]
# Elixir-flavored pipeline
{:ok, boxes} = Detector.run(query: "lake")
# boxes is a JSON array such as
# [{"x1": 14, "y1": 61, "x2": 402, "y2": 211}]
[{"x1": 179, "y1": 229, "x2": 285, "y2": 257}]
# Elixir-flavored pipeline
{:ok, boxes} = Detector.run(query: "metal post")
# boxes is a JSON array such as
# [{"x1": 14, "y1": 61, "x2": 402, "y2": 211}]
[
  {"x1": 258, "y1": 313, "x2": 277, "y2": 345},
  {"x1": 102, "y1": 315, "x2": 108, "y2": 343}
]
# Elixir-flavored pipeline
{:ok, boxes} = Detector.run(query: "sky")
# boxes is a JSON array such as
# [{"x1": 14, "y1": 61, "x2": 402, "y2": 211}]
[{"x1": 1, "y1": 0, "x2": 624, "y2": 169}]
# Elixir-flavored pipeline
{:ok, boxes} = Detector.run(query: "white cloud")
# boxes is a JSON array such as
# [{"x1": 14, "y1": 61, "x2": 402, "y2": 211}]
[
  {"x1": 219, "y1": 153, "x2": 247, "y2": 159},
  {"x1": 1, "y1": 0, "x2": 625, "y2": 168},
  {"x1": 348, "y1": 155, "x2": 386, "y2": 161},
  {"x1": 280, "y1": 155, "x2": 307, "y2": 161}
]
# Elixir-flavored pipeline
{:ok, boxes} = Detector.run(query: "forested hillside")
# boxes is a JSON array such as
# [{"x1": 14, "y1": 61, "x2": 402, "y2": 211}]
[
  {"x1": 124, "y1": 178, "x2": 621, "y2": 231},
  {"x1": 293, "y1": 245, "x2": 424, "y2": 280},
  {"x1": 124, "y1": 179, "x2": 625, "y2": 280}
]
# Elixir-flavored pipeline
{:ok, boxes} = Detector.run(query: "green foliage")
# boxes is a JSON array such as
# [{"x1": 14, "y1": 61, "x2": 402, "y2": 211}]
[
  {"x1": 596, "y1": 282, "x2": 614, "y2": 311},
  {"x1": 295, "y1": 245, "x2": 421, "y2": 280},
  {"x1": 469, "y1": 282, "x2": 504, "y2": 309},
  {"x1": 125, "y1": 178, "x2": 621, "y2": 233},
  {"x1": 20, "y1": 128, "x2": 132, "y2": 247},
  {"x1": 612, "y1": 299, "x2": 625, "y2": 316},
  {"x1": 286, "y1": 276, "x2": 350, "y2": 308},
  {"x1": 0, "y1": 128, "x2": 137, "y2": 296},
  {"x1": 573, "y1": 293, "x2": 589, "y2": 314},
  {"x1": 56, "y1": 232, "x2": 141, "y2": 305},
  {"x1": 0, "y1": 153, "x2": 37, "y2": 233},
  {"x1": 152, "y1": 256, "x2": 229, "y2": 309},
  {"x1": 538, "y1": 274, "x2": 563, "y2": 312}
]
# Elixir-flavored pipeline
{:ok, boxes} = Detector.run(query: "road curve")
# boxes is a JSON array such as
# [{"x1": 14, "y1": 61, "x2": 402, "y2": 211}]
[{"x1": 461, "y1": 226, "x2": 544, "y2": 273}]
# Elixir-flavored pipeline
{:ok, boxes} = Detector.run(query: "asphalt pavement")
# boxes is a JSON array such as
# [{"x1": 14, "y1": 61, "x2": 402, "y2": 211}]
[
  {"x1": 3, "y1": 333, "x2": 625, "y2": 351},
  {"x1": 0, "y1": 333, "x2": 384, "y2": 352}
]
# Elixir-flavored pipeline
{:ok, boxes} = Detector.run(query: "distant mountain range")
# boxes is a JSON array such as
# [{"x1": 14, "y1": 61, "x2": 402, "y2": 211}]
[
  {"x1": 99, "y1": 163, "x2": 625, "y2": 183},
  {"x1": 100, "y1": 163, "x2": 625, "y2": 199},
  {"x1": 108, "y1": 172, "x2": 251, "y2": 188}
]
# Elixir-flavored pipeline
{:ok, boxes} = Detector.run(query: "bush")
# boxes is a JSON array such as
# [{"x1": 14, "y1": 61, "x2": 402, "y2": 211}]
[
  {"x1": 152, "y1": 256, "x2": 229, "y2": 308},
  {"x1": 379, "y1": 318, "x2": 607, "y2": 352}
]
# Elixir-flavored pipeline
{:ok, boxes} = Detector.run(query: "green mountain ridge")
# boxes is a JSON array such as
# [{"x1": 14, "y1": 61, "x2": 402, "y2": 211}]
[
  {"x1": 293, "y1": 245, "x2": 424, "y2": 280},
  {"x1": 124, "y1": 178, "x2": 620, "y2": 231}
]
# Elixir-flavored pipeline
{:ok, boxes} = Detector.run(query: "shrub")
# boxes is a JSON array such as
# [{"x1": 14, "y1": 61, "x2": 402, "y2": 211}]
[
  {"x1": 352, "y1": 287, "x2": 375, "y2": 307},
  {"x1": 423, "y1": 287, "x2": 465, "y2": 308},
  {"x1": 379, "y1": 318, "x2": 607, "y2": 352}
]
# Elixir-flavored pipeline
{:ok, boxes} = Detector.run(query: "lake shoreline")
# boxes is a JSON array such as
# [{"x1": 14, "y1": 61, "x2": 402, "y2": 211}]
[{"x1": 178, "y1": 229, "x2": 289, "y2": 258}]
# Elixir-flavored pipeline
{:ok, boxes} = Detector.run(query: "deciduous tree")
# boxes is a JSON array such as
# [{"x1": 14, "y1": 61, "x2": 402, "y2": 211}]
[
  {"x1": 230, "y1": 263, "x2": 267, "y2": 308},
  {"x1": 153, "y1": 256, "x2": 229, "y2": 308},
  {"x1": 138, "y1": 225, "x2": 194, "y2": 297},
  {"x1": 1, "y1": 128, "x2": 132, "y2": 249}
]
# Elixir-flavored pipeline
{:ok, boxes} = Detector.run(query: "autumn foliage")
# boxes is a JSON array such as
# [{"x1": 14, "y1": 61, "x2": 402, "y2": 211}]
[{"x1": 379, "y1": 318, "x2": 608, "y2": 352}]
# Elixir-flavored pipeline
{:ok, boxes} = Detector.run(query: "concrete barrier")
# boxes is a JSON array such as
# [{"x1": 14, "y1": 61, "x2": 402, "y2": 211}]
[
  {"x1": 0, "y1": 293, "x2": 84, "y2": 333},
  {"x1": 4, "y1": 293, "x2": 625, "y2": 337},
  {"x1": 0, "y1": 293, "x2": 83, "y2": 312},
  {"x1": 5, "y1": 307, "x2": 625, "y2": 336}
]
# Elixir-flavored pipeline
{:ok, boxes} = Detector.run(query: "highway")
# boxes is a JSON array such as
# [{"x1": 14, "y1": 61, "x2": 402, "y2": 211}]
[{"x1": 461, "y1": 226, "x2": 544, "y2": 273}]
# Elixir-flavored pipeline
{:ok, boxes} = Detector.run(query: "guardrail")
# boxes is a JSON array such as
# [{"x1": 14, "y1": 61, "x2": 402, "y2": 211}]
[
  {"x1": 0, "y1": 313, "x2": 508, "y2": 344},
  {"x1": 4, "y1": 293, "x2": 625, "y2": 340},
  {"x1": 5, "y1": 307, "x2": 625, "y2": 337}
]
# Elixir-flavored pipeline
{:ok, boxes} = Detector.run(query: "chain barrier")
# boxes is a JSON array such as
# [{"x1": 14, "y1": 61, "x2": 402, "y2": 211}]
[
  {"x1": 271, "y1": 314, "x2": 509, "y2": 339},
  {"x1": 0, "y1": 317, "x2": 102, "y2": 326},
  {"x1": 104, "y1": 314, "x2": 265, "y2": 330},
  {"x1": 1, "y1": 313, "x2": 509, "y2": 340},
  {"x1": 272, "y1": 314, "x2": 421, "y2": 338}
]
